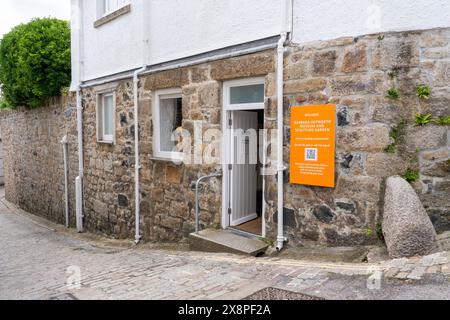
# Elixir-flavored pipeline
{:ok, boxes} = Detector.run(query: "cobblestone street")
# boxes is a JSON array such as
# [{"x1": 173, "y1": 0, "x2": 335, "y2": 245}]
[{"x1": 1, "y1": 192, "x2": 450, "y2": 300}]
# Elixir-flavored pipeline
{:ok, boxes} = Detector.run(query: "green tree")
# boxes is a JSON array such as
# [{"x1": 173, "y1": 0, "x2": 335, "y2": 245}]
[{"x1": 0, "y1": 18, "x2": 71, "y2": 109}]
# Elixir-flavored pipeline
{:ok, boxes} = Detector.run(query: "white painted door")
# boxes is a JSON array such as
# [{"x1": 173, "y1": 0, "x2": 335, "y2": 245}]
[{"x1": 230, "y1": 111, "x2": 258, "y2": 226}]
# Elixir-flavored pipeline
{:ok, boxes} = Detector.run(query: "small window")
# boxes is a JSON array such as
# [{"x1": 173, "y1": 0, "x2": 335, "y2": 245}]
[
  {"x1": 230, "y1": 84, "x2": 264, "y2": 104},
  {"x1": 102, "y1": 0, "x2": 128, "y2": 16},
  {"x1": 97, "y1": 92, "x2": 116, "y2": 143},
  {"x1": 224, "y1": 78, "x2": 265, "y2": 110},
  {"x1": 153, "y1": 89, "x2": 183, "y2": 160}
]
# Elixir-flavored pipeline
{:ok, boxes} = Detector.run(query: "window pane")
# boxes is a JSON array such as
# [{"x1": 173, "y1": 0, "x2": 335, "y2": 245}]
[
  {"x1": 103, "y1": 95, "x2": 114, "y2": 137},
  {"x1": 159, "y1": 97, "x2": 182, "y2": 152},
  {"x1": 104, "y1": 0, "x2": 127, "y2": 14},
  {"x1": 230, "y1": 84, "x2": 264, "y2": 104}
]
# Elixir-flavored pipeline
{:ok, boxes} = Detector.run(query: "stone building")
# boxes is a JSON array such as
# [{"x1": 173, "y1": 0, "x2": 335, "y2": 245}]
[{"x1": 1, "y1": 0, "x2": 449, "y2": 250}]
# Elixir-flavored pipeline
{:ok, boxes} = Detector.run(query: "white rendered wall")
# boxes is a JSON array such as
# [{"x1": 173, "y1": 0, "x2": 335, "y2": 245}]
[
  {"x1": 70, "y1": 0, "x2": 81, "y2": 90},
  {"x1": 292, "y1": 0, "x2": 450, "y2": 44},
  {"x1": 72, "y1": 0, "x2": 450, "y2": 85},
  {"x1": 75, "y1": 0, "x2": 145, "y2": 82},
  {"x1": 146, "y1": 0, "x2": 282, "y2": 65},
  {"x1": 73, "y1": 0, "x2": 282, "y2": 83}
]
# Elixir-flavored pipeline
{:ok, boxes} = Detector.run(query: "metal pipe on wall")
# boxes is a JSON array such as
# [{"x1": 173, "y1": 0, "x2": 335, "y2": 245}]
[
  {"x1": 74, "y1": 0, "x2": 85, "y2": 233},
  {"x1": 133, "y1": 66, "x2": 147, "y2": 244},
  {"x1": 195, "y1": 171, "x2": 223, "y2": 234},
  {"x1": 61, "y1": 135, "x2": 69, "y2": 228},
  {"x1": 75, "y1": 176, "x2": 83, "y2": 232},
  {"x1": 75, "y1": 87, "x2": 84, "y2": 233},
  {"x1": 276, "y1": 0, "x2": 291, "y2": 251}
]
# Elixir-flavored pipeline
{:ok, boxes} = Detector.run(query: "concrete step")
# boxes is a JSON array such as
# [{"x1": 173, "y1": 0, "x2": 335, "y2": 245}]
[{"x1": 189, "y1": 229, "x2": 269, "y2": 256}]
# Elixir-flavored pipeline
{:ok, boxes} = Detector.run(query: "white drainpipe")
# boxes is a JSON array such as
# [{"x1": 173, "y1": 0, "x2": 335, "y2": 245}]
[
  {"x1": 133, "y1": 66, "x2": 147, "y2": 244},
  {"x1": 73, "y1": 0, "x2": 85, "y2": 233},
  {"x1": 61, "y1": 135, "x2": 69, "y2": 228},
  {"x1": 75, "y1": 87, "x2": 84, "y2": 233},
  {"x1": 276, "y1": 0, "x2": 290, "y2": 251}
]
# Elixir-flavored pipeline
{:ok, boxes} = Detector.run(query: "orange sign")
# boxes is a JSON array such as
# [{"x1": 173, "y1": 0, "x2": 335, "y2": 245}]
[{"x1": 290, "y1": 104, "x2": 336, "y2": 188}]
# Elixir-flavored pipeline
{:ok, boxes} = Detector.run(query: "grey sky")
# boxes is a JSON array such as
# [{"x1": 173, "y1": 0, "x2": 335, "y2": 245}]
[{"x1": 0, "y1": 0, "x2": 71, "y2": 37}]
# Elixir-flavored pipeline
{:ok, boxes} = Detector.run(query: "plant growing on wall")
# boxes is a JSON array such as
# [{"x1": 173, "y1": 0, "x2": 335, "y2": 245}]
[
  {"x1": 386, "y1": 88, "x2": 400, "y2": 100},
  {"x1": 385, "y1": 144, "x2": 397, "y2": 154},
  {"x1": 376, "y1": 223, "x2": 384, "y2": 242},
  {"x1": 388, "y1": 68, "x2": 400, "y2": 80},
  {"x1": 365, "y1": 228, "x2": 374, "y2": 237},
  {"x1": 416, "y1": 85, "x2": 431, "y2": 99},
  {"x1": 385, "y1": 120, "x2": 406, "y2": 154},
  {"x1": 432, "y1": 116, "x2": 450, "y2": 126},
  {"x1": 415, "y1": 113, "x2": 432, "y2": 126},
  {"x1": 0, "y1": 18, "x2": 71, "y2": 109},
  {"x1": 403, "y1": 168, "x2": 419, "y2": 183}
]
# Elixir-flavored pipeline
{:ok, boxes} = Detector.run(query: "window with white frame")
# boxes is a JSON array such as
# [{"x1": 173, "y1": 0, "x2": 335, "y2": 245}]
[
  {"x1": 97, "y1": 92, "x2": 116, "y2": 143},
  {"x1": 102, "y1": 0, "x2": 129, "y2": 16},
  {"x1": 223, "y1": 78, "x2": 265, "y2": 110},
  {"x1": 153, "y1": 89, "x2": 183, "y2": 160}
]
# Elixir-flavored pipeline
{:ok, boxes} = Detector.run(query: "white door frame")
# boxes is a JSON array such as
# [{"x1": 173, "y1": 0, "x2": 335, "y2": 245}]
[{"x1": 221, "y1": 77, "x2": 266, "y2": 236}]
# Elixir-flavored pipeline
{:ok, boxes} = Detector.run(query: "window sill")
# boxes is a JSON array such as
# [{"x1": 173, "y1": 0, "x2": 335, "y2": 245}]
[
  {"x1": 150, "y1": 156, "x2": 184, "y2": 165},
  {"x1": 94, "y1": 4, "x2": 131, "y2": 28},
  {"x1": 98, "y1": 140, "x2": 115, "y2": 145}
]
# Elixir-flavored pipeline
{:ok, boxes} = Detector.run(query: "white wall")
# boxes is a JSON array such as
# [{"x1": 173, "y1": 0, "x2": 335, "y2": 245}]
[
  {"x1": 73, "y1": 0, "x2": 282, "y2": 83},
  {"x1": 146, "y1": 0, "x2": 282, "y2": 64},
  {"x1": 72, "y1": 0, "x2": 450, "y2": 85},
  {"x1": 292, "y1": 0, "x2": 450, "y2": 44},
  {"x1": 80, "y1": 0, "x2": 145, "y2": 81}
]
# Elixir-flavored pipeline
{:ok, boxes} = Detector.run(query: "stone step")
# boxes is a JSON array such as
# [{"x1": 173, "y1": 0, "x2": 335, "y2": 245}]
[{"x1": 189, "y1": 229, "x2": 269, "y2": 257}]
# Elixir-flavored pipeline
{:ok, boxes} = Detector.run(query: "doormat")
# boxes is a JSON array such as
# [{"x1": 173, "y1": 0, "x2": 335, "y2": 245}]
[{"x1": 244, "y1": 287, "x2": 324, "y2": 300}]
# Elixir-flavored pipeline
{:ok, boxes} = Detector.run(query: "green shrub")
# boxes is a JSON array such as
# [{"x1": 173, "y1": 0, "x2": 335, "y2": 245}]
[
  {"x1": 0, "y1": 96, "x2": 10, "y2": 109},
  {"x1": 0, "y1": 18, "x2": 71, "y2": 109}
]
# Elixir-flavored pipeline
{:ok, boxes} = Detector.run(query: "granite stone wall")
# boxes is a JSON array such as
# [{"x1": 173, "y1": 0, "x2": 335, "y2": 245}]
[
  {"x1": 0, "y1": 95, "x2": 79, "y2": 226},
  {"x1": 276, "y1": 27, "x2": 450, "y2": 246},
  {"x1": 1, "y1": 27, "x2": 449, "y2": 247}
]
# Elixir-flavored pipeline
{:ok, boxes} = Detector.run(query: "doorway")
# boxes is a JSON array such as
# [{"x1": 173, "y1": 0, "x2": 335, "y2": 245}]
[
  {"x1": 221, "y1": 77, "x2": 266, "y2": 237},
  {"x1": 228, "y1": 110, "x2": 264, "y2": 236}
]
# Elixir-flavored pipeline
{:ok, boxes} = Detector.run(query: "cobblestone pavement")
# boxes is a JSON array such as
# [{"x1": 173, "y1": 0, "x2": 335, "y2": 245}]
[{"x1": 1, "y1": 194, "x2": 450, "y2": 300}]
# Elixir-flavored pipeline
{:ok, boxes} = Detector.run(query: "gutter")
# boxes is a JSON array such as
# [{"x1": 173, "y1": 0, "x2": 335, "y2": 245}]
[{"x1": 276, "y1": 0, "x2": 291, "y2": 251}]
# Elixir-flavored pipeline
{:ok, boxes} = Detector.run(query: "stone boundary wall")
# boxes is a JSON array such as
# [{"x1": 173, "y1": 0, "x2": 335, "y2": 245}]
[
  {"x1": 279, "y1": 27, "x2": 450, "y2": 245},
  {"x1": 0, "y1": 95, "x2": 79, "y2": 226}
]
